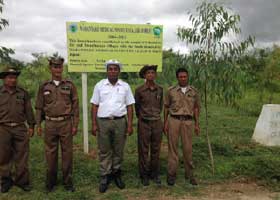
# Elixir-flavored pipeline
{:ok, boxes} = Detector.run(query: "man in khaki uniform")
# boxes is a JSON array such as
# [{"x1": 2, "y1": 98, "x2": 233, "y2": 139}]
[
  {"x1": 135, "y1": 65, "x2": 163, "y2": 186},
  {"x1": 164, "y1": 68, "x2": 200, "y2": 186},
  {"x1": 0, "y1": 67, "x2": 35, "y2": 193},
  {"x1": 35, "y1": 57, "x2": 79, "y2": 192}
]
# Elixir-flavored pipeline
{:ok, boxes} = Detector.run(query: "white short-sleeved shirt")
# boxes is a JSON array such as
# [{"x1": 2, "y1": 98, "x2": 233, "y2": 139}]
[{"x1": 90, "y1": 79, "x2": 135, "y2": 118}]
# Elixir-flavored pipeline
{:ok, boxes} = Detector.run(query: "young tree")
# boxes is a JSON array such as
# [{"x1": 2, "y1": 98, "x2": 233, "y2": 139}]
[
  {"x1": 177, "y1": 1, "x2": 254, "y2": 174},
  {"x1": 0, "y1": 0, "x2": 15, "y2": 66}
]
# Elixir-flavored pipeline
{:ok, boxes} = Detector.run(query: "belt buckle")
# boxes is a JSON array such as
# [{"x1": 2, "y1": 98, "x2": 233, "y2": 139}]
[
  {"x1": 7, "y1": 122, "x2": 18, "y2": 127},
  {"x1": 108, "y1": 116, "x2": 114, "y2": 120},
  {"x1": 58, "y1": 117, "x2": 64, "y2": 121}
]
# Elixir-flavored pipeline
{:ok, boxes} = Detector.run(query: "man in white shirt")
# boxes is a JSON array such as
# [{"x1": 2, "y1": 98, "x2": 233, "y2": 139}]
[{"x1": 90, "y1": 59, "x2": 135, "y2": 193}]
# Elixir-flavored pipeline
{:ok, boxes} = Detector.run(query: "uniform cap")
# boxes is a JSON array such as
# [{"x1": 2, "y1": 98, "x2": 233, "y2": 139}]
[
  {"x1": 48, "y1": 57, "x2": 64, "y2": 66},
  {"x1": 0, "y1": 67, "x2": 21, "y2": 79},
  {"x1": 139, "y1": 65, "x2": 157, "y2": 79}
]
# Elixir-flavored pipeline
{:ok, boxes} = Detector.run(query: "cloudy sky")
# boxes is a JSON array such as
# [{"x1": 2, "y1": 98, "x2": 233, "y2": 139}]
[{"x1": 1, "y1": 0, "x2": 280, "y2": 62}]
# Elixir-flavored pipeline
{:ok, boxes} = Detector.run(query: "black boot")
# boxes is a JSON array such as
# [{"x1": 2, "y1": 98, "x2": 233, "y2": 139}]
[
  {"x1": 99, "y1": 175, "x2": 109, "y2": 193},
  {"x1": 1, "y1": 177, "x2": 13, "y2": 193},
  {"x1": 141, "y1": 176, "x2": 149, "y2": 186},
  {"x1": 167, "y1": 176, "x2": 175, "y2": 186},
  {"x1": 113, "y1": 170, "x2": 125, "y2": 189},
  {"x1": 15, "y1": 184, "x2": 32, "y2": 192}
]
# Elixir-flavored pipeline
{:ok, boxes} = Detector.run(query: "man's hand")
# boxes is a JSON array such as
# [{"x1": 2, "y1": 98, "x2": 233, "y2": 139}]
[
  {"x1": 92, "y1": 123, "x2": 99, "y2": 136},
  {"x1": 126, "y1": 125, "x2": 133, "y2": 136},
  {"x1": 72, "y1": 127, "x2": 78, "y2": 136},
  {"x1": 28, "y1": 128, "x2": 34, "y2": 138},
  {"x1": 164, "y1": 122, "x2": 168, "y2": 136},
  {"x1": 194, "y1": 123, "x2": 200, "y2": 136},
  {"x1": 37, "y1": 126, "x2": 42, "y2": 137}
]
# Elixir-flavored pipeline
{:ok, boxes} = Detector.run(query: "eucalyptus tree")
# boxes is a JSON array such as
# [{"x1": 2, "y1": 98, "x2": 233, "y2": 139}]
[
  {"x1": 177, "y1": 1, "x2": 254, "y2": 174},
  {"x1": 0, "y1": 0, "x2": 15, "y2": 65}
]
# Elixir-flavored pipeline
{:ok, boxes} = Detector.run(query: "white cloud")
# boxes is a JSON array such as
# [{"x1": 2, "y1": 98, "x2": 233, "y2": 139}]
[{"x1": 0, "y1": 0, "x2": 279, "y2": 62}]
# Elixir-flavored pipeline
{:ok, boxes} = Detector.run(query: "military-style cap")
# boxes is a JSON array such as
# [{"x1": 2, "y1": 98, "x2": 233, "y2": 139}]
[
  {"x1": 104, "y1": 59, "x2": 122, "y2": 69},
  {"x1": 139, "y1": 65, "x2": 157, "y2": 78},
  {"x1": 48, "y1": 57, "x2": 64, "y2": 66},
  {"x1": 0, "y1": 67, "x2": 21, "y2": 79}
]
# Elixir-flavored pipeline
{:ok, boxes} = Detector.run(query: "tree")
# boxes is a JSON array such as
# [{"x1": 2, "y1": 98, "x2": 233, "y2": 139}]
[
  {"x1": 263, "y1": 45, "x2": 280, "y2": 103},
  {"x1": 0, "y1": 0, "x2": 15, "y2": 66},
  {"x1": 177, "y1": 1, "x2": 254, "y2": 174}
]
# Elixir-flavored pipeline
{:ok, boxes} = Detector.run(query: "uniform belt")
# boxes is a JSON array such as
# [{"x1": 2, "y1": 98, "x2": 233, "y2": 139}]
[
  {"x1": 45, "y1": 116, "x2": 71, "y2": 121},
  {"x1": 1, "y1": 122, "x2": 24, "y2": 127},
  {"x1": 99, "y1": 116, "x2": 125, "y2": 120},
  {"x1": 171, "y1": 115, "x2": 193, "y2": 121}
]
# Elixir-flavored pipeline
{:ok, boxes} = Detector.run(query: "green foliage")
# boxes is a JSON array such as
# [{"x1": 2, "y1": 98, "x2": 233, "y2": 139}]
[
  {"x1": 0, "y1": 0, "x2": 8, "y2": 31},
  {"x1": 177, "y1": 1, "x2": 254, "y2": 105},
  {"x1": 0, "y1": 0, "x2": 17, "y2": 68}
]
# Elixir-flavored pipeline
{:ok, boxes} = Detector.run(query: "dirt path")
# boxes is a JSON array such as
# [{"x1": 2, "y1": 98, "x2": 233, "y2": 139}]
[{"x1": 131, "y1": 180, "x2": 280, "y2": 200}]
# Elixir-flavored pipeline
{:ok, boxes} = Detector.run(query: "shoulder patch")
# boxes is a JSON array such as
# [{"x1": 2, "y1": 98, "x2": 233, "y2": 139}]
[
  {"x1": 189, "y1": 86, "x2": 198, "y2": 92},
  {"x1": 168, "y1": 86, "x2": 176, "y2": 91}
]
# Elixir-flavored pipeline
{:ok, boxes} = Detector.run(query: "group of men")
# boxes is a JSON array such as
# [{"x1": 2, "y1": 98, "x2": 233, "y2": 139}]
[{"x1": 0, "y1": 57, "x2": 200, "y2": 194}]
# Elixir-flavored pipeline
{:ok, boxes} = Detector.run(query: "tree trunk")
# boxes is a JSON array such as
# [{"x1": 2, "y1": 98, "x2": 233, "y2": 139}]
[{"x1": 204, "y1": 79, "x2": 215, "y2": 175}]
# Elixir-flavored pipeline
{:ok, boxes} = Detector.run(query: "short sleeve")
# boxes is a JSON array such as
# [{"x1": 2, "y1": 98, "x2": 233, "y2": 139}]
[
  {"x1": 90, "y1": 83, "x2": 100, "y2": 105},
  {"x1": 125, "y1": 84, "x2": 135, "y2": 105},
  {"x1": 164, "y1": 90, "x2": 171, "y2": 108}
]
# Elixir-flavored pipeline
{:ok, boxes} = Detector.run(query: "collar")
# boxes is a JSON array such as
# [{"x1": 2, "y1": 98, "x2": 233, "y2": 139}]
[
  {"x1": 141, "y1": 83, "x2": 159, "y2": 91},
  {"x1": 104, "y1": 79, "x2": 122, "y2": 86},
  {"x1": 0, "y1": 85, "x2": 20, "y2": 93},
  {"x1": 175, "y1": 85, "x2": 191, "y2": 92}
]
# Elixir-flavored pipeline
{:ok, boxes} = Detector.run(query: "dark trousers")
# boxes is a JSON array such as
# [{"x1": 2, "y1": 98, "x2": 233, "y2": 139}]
[
  {"x1": 137, "y1": 118, "x2": 163, "y2": 179},
  {"x1": 0, "y1": 124, "x2": 29, "y2": 186},
  {"x1": 44, "y1": 119, "x2": 73, "y2": 186}
]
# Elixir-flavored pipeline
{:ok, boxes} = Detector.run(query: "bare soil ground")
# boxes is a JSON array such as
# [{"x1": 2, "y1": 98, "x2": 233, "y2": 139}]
[{"x1": 129, "y1": 180, "x2": 280, "y2": 200}]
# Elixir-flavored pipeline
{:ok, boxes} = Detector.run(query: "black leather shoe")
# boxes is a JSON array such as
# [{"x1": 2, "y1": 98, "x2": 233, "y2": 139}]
[
  {"x1": 152, "y1": 176, "x2": 161, "y2": 185},
  {"x1": 1, "y1": 178, "x2": 13, "y2": 193},
  {"x1": 64, "y1": 184, "x2": 75, "y2": 192},
  {"x1": 190, "y1": 177, "x2": 198, "y2": 186},
  {"x1": 167, "y1": 177, "x2": 175, "y2": 186},
  {"x1": 114, "y1": 176, "x2": 125, "y2": 189},
  {"x1": 113, "y1": 170, "x2": 125, "y2": 189},
  {"x1": 141, "y1": 177, "x2": 149, "y2": 186},
  {"x1": 46, "y1": 184, "x2": 55, "y2": 193},
  {"x1": 99, "y1": 176, "x2": 109, "y2": 193},
  {"x1": 16, "y1": 184, "x2": 32, "y2": 192}
]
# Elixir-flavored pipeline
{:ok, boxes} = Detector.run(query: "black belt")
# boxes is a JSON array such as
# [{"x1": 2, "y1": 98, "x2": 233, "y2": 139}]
[
  {"x1": 0, "y1": 122, "x2": 25, "y2": 127},
  {"x1": 171, "y1": 115, "x2": 193, "y2": 121},
  {"x1": 99, "y1": 116, "x2": 125, "y2": 120}
]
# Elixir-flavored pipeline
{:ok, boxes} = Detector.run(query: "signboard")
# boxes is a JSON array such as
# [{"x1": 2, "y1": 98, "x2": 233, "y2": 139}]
[{"x1": 66, "y1": 22, "x2": 163, "y2": 72}]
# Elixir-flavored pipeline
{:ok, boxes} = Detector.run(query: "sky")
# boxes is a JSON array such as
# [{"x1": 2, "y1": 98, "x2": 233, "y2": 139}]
[{"x1": 1, "y1": 0, "x2": 280, "y2": 62}]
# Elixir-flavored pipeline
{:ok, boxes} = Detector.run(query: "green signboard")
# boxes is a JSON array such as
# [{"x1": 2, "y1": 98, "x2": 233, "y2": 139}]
[{"x1": 66, "y1": 22, "x2": 163, "y2": 72}]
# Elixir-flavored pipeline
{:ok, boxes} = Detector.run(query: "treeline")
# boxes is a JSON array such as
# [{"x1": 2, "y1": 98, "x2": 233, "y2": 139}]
[{"x1": 0, "y1": 46, "x2": 279, "y2": 105}]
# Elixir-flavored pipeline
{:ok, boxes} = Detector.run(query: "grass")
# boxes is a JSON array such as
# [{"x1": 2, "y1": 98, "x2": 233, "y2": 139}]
[{"x1": 1, "y1": 87, "x2": 280, "y2": 199}]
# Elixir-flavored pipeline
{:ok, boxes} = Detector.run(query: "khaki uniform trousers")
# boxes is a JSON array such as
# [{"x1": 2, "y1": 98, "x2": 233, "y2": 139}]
[
  {"x1": 167, "y1": 116, "x2": 194, "y2": 180},
  {"x1": 0, "y1": 124, "x2": 29, "y2": 186},
  {"x1": 44, "y1": 118, "x2": 73, "y2": 186},
  {"x1": 97, "y1": 117, "x2": 127, "y2": 176},
  {"x1": 137, "y1": 119, "x2": 162, "y2": 179}
]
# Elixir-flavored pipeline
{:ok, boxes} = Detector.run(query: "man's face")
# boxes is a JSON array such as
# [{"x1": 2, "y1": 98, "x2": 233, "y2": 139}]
[
  {"x1": 50, "y1": 64, "x2": 63, "y2": 78},
  {"x1": 4, "y1": 74, "x2": 17, "y2": 87},
  {"x1": 107, "y1": 64, "x2": 120, "y2": 80},
  {"x1": 177, "y1": 72, "x2": 188, "y2": 87},
  {"x1": 144, "y1": 69, "x2": 156, "y2": 81}
]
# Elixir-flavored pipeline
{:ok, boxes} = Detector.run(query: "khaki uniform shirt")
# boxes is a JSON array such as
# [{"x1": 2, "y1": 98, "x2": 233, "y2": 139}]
[
  {"x1": 164, "y1": 85, "x2": 200, "y2": 116},
  {"x1": 135, "y1": 83, "x2": 163, "y2": 120},
  {"x1": 35, "y1": 79, "x2": 79, "y2": 128},
  {"x1": 0, "y1": 86, "x2": 35, "y2": 128}
]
